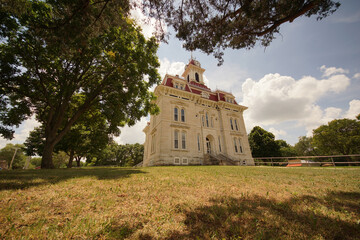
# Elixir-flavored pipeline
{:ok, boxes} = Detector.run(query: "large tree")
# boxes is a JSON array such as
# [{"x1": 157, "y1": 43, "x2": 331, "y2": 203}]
[
  {"x1": 24, "y1": 104, "x2": 112, "y2": 168},
  {"x1": 1, "y1": 0, "x2": 160, "y2": 168},
  {"x1": 248, "y1": 126, "x2": 281, "y2": 157},
  {"x1": 144, "y1": 0, "x2": 340, "y2": 64},
  {"x1": 294, "y1": 136, "x2": 318, "y2": 156},
  {"x1": 312, "y1": 117, "x2": 360, "y2": 155}
]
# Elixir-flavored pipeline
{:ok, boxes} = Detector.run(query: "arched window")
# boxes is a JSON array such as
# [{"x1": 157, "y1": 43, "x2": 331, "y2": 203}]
[
  {"x1": 234, "y1": 119, "x2": 238, "y2": 131},
  {"x1": 181, "y1": 131, "x2": 186, "y2": 149},
  {"x1": 195, "y1": 72, "x2": 199, "y2": 82},
  {"x1": 202, "y1": 116, "x2": 205, "y2": 126},
  {"x1": 234, "y1": 137, "x2": 238, "y2": 153},
  {"x1": 181, "y1": 109, "x2": 185, "y2": 122},
  {"x1": 174, "y1": 107, "x2": 178, "y2": 121},
  {"x1": 230, "y1": 118, "x2": 234, "y2": 130},
  {"x1": 206, "y1": 113, "x2": 209, "y2": 127},
  {"x1": 174, "y1": 130, "x2": 179, "y2": 149}
]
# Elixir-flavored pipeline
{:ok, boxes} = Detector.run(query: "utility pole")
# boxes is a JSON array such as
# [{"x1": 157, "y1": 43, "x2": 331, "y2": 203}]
[{"x1": 9, "y1": 148, "x2": 19, "y2": 170}]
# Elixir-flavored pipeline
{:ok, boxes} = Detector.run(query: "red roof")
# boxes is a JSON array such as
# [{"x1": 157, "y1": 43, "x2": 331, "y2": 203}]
[{"x1": 161, "y1": 76, "x2": 237, "y2": 104}]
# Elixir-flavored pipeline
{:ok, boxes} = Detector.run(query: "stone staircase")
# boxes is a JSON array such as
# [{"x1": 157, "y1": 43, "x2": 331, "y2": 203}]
[
  {"x1": 217, "y1": 154, "x2": 237, "y2": 166},
  {"x1": 203, "y1": 154, "x2": 220, "y2": 165},
  {"x1": 203, "y1": 153, "x2": 237, "y2": 166}
]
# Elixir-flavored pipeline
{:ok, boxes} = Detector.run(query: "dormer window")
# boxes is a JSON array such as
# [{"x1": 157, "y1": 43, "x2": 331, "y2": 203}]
[
  {"x1": 225, "y1": 97, "x2": 234, "y2": 103},
  {"x1": 195, "y1": 73, "x2": 199, "y2": 82},
  {"x1": 187, "y1": 75, "x2": 189, "y2": 82},
  {"x1": 174, "y1": 82, "x2": 185, "y2": 90}
]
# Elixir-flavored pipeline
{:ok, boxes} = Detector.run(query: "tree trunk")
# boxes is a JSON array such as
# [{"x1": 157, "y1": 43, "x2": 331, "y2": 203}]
[
  {"x1": 67, "y1": 149, "x2": 74, "y2": 168},
  {"x1": 76, "y1": 156, "x2": 81, "y2": 167},
  {"x1": 41, "y1": 140, "x2": 56, "y2": 169}
]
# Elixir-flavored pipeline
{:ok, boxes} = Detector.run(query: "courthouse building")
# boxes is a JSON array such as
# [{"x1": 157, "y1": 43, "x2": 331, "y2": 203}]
[{"x1": 143, "y1": 59, "x2": 254, "y2": 166}]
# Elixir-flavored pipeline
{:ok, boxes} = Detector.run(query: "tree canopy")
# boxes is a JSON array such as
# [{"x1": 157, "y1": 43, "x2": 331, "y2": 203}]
[
  {"x1": 248, "y1": 126, "x2": 281, "y2": 157},
  {"x1": 1, "y1": 0, "x2": 160, "y2": 168},
  {"x1": 312, "y1": 117, "x2": 360, "y2": 155},
  {"x1": 86, "y1": 141, "x2": 144, "y2": 167},
  {"x1": 144, "y1": 0, "x2": 340, "y2": 64}
]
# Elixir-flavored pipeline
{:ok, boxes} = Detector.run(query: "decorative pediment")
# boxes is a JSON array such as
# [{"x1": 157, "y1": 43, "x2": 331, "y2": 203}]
[
  {"x1": 226, "y1": 113, "x2": 240, "y2": 118},
  {"x1": 170, "y1": 123, "x2": 190, "y2": 129},
  {"x1": 230, "y1": 132, "x2": 243, "y2": 136},
  {"x1": 170, "y1": 100, "x2": 189, "y2": 107},
  {"x1": 201, "y1": 91, "x2": 210, "y2": 99}
]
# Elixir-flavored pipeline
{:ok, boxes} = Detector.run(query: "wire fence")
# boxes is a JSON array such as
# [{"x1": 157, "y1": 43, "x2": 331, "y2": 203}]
[{"x1": 253, "y1": 154, "x2": 360, "y2": 167}]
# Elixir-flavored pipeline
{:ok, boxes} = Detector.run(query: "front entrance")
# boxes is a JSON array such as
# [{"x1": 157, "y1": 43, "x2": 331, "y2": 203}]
[{"x1": 206, "y1": 137, "x2": 211, "y2": 154}]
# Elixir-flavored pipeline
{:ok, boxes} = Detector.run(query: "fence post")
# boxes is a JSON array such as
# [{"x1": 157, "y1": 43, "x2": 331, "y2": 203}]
[
  {"x1": 271, "y1": 158, "x2": 273, "y2": 166},
  {"x1": 330, "y1": 157, "x2": 335, "y2": 167}
]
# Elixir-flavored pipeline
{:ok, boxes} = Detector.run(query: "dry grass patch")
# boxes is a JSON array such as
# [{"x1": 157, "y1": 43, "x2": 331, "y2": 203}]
[{"x1": 0, "y1": 166, "x2": 359, "y2": 239}]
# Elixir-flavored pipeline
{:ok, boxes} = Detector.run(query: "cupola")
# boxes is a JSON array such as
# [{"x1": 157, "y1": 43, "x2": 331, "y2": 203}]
[{"x1": 181, "y1": 58, "x2": 206, "y2": 85}]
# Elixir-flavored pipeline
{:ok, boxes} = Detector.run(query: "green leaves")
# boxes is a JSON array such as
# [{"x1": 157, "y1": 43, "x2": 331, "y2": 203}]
[
  {"x1": 312, "y1": 118, "x2": 360, "y2": 155},
  {"x1": 1, "y1": 0, "x2": 160, "y2": 168},
  {"x1": 248, "y1": 126, "x2": 281, "y2": 157}
]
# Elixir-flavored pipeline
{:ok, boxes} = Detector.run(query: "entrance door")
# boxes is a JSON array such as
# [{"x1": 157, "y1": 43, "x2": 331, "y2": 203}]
[{"x1": 206, "y1": 137, "x2": 211, "y2": 154}]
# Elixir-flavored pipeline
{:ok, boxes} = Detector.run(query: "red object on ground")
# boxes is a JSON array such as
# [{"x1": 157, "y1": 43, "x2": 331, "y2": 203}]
[{"x1": 287, "y1": 164, "x2": 302, "y2": 167}]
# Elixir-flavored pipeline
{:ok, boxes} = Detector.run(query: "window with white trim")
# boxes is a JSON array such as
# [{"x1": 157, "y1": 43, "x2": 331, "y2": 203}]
[
  {"x1": 218, "y1": 136, "x2": 222, "y2": 152},
  {"x1": 238, "y1": 138, "x2": 243, "y2": 153},
  {"x1": 151, "y1": 134, "x2": 156, "y2": 153},
  {"x1": 206, "y1": 113, "x2": 209, "y2": 127},
  {"x1": 181, "y1": 131, "x2": 186, "y2": 149},
  {"x1": 182, "y1": 158, "x2": 188, "y2": 165},
  {"x1": 235, "y1": 119, "x2": 239, "y2": 131},
  {"x1": 174, "y1": 107, "x2": 178, "y2": 121},
  {"x1": 181, "y1": 109, "x2": 185, "y2": 122},
  {"x1": 197, "y1": 134, "x2": 201, "y2": 151},
  {"x1": 174, "y1": 130, "x2": 179, "y2": 149},
  {"x1": 230, "y1": 118, "x2": 234, "y2": 130},
  {"x1": 174, "y1": 157, "x2": 180, "y2": 165},
  {"x1": 234, "y1": 137, "x2": 238, "y2": 153}
]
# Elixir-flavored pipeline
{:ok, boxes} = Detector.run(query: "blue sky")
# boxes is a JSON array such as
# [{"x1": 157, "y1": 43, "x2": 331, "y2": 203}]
[{"x1": 1, "y1": 1, "x2": 360, "y2": 148}]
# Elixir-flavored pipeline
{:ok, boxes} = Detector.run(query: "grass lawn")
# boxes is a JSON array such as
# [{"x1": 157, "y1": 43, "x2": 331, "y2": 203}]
[{"x1": 0, "y1": 166, "x2": 359, "y2": 239}]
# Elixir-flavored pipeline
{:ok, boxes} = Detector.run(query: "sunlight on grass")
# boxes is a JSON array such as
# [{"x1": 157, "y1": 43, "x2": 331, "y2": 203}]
[{"x1": 0, "y1": 166, "x2": 359, "y2": 239}]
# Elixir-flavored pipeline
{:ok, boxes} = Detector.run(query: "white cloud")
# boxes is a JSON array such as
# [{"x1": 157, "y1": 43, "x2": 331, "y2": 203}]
[
  {"x1": 269, "y1": 127, "x2": 287, "y2": 139},
  {"x1": 343, "y1": 99, "x2": 360, "y2": 119},
  {"x1": 158, "y1": 58, "x2": 185, "y2": 80},
  {"x1": 0, "y1": 116, "x2": 40, "y2": 148},
  {"x1": 353, "y1": 73, "x2": 360, "y2": 79},
  {"x1": 130, "y1": 3, "x2": 167, "y2": 40},
  {"x1": 114, "y1": 117, "x2": 148, "y2": 145},
  {"x1": 320, "y1": 65, "x2": 349, "y2": 78},
  {"x1": 241, "y1": 69, "x2": 351, "y2": 136}
]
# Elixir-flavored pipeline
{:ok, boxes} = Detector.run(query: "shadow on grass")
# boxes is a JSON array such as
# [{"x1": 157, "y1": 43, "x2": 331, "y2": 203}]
[
  {"x1": 165, "y1": 191, "x2": 360, "y2": 240},
  {"x1": 0, "y1": 167, "x2": 146, "y2": 191}
]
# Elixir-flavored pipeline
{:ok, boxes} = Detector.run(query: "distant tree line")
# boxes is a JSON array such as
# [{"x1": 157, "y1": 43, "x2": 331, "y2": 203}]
[
  {"x1": 0, "y1": 141, "x2": 144, "y2": 169},
  {"x1": 248, "y1": 114, "x2": 360, "y2": 158}
]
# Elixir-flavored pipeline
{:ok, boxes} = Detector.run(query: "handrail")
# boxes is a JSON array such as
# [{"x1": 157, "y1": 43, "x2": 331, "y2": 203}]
[{"x1": 254, "y1": 154, "x2": 360, "y2": 160}]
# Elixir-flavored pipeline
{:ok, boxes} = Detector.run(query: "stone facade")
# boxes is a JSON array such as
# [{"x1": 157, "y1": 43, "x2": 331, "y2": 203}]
[{"x1": 143, "y1": 59, "x2": 254, "y2": 166}]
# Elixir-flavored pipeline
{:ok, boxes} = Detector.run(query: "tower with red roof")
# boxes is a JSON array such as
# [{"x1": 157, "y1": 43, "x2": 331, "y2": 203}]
[{"x1": 143, "y1": 58, "x2": 254, "y2": 166}]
